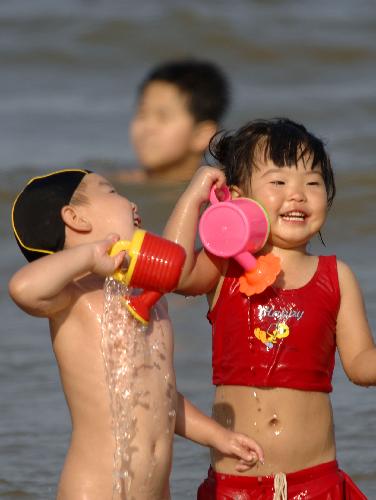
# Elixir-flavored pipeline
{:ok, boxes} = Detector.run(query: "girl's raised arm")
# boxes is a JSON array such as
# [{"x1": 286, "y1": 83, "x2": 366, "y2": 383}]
[{"x1": 163, "y1": 166, "x2": 226, "y2": 296}]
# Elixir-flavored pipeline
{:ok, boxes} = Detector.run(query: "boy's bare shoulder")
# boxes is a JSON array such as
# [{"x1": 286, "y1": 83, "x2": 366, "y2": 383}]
[
  {"x1": 50, "y1": 277, "x2": 105, "y2": 334},
  {"x1": 51, "y1": 275, "x2": 104, "y2": 316}
]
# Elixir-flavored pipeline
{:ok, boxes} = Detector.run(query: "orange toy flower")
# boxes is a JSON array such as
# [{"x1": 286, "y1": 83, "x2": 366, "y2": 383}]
[{"x1": 239, "y1": 253, "x2": 281, "y2": 296}]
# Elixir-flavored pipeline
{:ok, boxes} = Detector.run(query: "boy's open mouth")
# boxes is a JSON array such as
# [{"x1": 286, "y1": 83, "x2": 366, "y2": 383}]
[{"x1": 280, "y1": 211, "x2": 307, "y2": 222}]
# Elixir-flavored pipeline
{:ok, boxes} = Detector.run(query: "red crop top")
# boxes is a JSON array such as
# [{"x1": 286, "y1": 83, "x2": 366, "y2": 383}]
[{"x1": 208, "y1": 256, "x2": 340, "y2": 392}]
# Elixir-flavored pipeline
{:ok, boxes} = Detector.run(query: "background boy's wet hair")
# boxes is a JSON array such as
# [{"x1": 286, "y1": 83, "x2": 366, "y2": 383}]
[
  {"x1": 138, "y1": 58, "x2": 230, "y2": 124},
  {"x1": 209, "y1": 118, "x2": 336, "y2": 207}
]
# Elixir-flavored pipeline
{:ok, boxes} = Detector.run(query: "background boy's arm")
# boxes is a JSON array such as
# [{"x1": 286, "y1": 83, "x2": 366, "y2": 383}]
[
  {"x1": 163, "y1": 166, "x2": 226, "y2": 295},
  {"x1": 175, "y1": 392, "x2": 264, "y2": 471},
  {"x1": 336, "y1": 260, "x2": 376, "y2": 386},
  {"x1": 8, "y1": 234, "x2": 124, "y2": 318}
]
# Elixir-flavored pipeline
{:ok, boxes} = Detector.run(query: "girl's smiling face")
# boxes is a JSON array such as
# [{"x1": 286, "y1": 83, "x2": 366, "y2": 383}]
[{"x1": 247, "y1": 155, "x2": 328, "y2": 251}]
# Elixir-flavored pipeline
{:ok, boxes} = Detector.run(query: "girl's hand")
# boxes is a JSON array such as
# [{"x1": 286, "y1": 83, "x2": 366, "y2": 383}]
[
  {"x1": 184, "y1": 166, "x2": 226, "y2": 206},
  {"x1": 213, "y1": 428, "x2": 264, "y2": 472},
  {"x1": 91, "y1": 233, "x2": 126, "y2": 277}
]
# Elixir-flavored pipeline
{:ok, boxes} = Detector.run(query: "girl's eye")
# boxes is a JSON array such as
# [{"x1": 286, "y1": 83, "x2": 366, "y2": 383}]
[
  {"x1": 307, "y1": 181, "x2": 321, "y2": 186},
  {"x1": 271, "y1": 180, "x2": 285, "y2": 185}
]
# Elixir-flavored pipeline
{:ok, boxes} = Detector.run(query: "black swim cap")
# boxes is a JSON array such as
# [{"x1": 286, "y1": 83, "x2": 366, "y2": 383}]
[{"x1": 12, "y1": 169, "x2": 90, "y2": 262}]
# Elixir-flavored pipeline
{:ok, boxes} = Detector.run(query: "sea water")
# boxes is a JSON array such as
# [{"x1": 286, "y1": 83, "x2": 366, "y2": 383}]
[{"x1": 1, "y1": 1, "x2": 376, "y2": 497}]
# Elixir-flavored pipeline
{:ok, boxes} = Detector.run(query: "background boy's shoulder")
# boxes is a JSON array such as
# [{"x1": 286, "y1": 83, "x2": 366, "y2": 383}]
[{"x1": 112, "y1": 169, "x2": 147, "y2": 184}]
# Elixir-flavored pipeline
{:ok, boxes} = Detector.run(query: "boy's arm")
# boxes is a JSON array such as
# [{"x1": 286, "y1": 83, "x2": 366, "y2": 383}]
[
  {"x1": 8, "y1": 234, "x2": 124, "y2": 318},
  {"x1": 163, "y1": 166, "x2": 226, "y2": 295},
  {"x1": 336, "y1": 260, "x2": 376, "y2": 386},
  {"x1": 175, "y1": 392, "x2": 263, "y2": 470}
]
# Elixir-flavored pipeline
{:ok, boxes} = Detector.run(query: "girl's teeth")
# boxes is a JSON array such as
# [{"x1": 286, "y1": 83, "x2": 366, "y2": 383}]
[{"x1": 281, "y1": 212, "x2": 305, "y2": 221}]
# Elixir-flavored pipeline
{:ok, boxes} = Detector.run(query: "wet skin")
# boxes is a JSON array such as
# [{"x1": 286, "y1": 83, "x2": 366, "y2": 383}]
[
  {"x1": 210, "y1": 161, "x2": 334, "y2": 474},
  {"x1": 50, "y1": 175, "x2": 177, "y2": 499},
  {"x1": 53, "y1": 276, "x2": 176, "y2": 500},
  {"x1": 164, "y1": 161, "x2": 376, "y2": 484},
  {"x1": 211, "y1": 385, "x2": 335, "y2": 475},
  {"x1": 211, "y1": 160, "x2": 334, "y2": 474}
]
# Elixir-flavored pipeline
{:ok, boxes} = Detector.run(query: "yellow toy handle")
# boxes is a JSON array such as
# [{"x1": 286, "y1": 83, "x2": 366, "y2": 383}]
[
  {"x1": 109, "y1": 239, "x2": 131, "y2": 257},
  {"x1": 109, "y1": 239, "x2": 131, "y2": 283},
  {"x1": 109, "y1": 230, "x2": 146, "y2": 285}
]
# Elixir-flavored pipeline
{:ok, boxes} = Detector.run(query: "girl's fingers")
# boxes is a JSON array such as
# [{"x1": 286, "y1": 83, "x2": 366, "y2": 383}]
[
  {"x1": 234, "y1": 457, "x2": 258, "y2": 473},
  {"x1": 235, "y1": 463, "x2": 251, "y2": 472},
  {"x1": 231, "y1": 442, "x2": 256, "y2": 463},
  {"x1": 238, "y1": 436, "x2": 264, "y2": 463}
]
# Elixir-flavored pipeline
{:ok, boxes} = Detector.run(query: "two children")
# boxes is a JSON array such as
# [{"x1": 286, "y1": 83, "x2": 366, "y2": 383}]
[
  {"x1": 122, "y1": 58, "x2": 229, "y2": 183},
  {"x1": 9, "y1": 169, "x2": 263, "y2": 499},
  {"x1": 10, "y1": 116, "x2": 374, "y2": 498},
  {"x1": 164, "y1": 118, "x2": 373, "y2": 498}
]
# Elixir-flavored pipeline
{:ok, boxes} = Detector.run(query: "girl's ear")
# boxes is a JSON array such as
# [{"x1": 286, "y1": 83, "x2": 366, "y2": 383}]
[
  {"x1": 229, "y1": 185, "x2": 244, "y2": 199},
  {"x1": 61, "y1": 205, "x2": 92, "y2": 232}
]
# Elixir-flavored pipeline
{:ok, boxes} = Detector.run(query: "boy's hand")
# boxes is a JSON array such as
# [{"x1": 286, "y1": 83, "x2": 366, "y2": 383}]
[
  {"x1": 213, "y1": 428, "x2": 264, "y2": 472},
  {"x1": 91, "y1": 233, "x2": 126, "y2": 277},
  {"x1": 184, "y1": 166, "x2": 226, "y2": 206}
]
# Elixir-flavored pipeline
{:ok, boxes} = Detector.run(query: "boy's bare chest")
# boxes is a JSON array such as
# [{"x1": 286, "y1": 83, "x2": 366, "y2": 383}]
[{"x1": 74, "y1": 286, "x2": 174, "y2": 357}]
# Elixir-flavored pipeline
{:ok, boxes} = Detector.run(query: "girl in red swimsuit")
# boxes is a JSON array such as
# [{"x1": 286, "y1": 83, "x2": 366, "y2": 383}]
[{"x1": 164, "y1": 118, "x2": 373, "y2": 499}]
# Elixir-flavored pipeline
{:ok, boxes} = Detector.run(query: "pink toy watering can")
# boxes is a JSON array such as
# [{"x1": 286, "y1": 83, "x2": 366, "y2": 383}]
[
  {"x1": 199, "y1": 185, "x2": 270, "y2": 270},
  {"x1": 199, "y1": 185, "x2": 281, "y2": 296}
]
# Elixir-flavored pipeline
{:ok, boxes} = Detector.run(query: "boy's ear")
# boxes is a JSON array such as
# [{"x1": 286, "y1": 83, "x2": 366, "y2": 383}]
[
  {"x1": 61, "y1": 205, "x2": 92, "y2": 232},
  {"x1": 192, "y1": 120, "x2": 218, "y2": 153}
]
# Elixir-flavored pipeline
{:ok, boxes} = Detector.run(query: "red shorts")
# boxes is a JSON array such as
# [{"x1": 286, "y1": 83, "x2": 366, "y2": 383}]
[{"x1": 197, "y1": 461, "x2": 367, "y2": 499}]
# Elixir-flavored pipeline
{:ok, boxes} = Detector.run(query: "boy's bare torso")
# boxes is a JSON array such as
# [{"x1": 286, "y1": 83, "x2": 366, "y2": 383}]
[{"x1": 51, "y1": 274, "x2": 177, "y2": 500}]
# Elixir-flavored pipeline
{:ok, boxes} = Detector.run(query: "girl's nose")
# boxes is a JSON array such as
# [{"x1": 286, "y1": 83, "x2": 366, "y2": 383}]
[{"x1": 288, "y1": 185, "x2": 306, "y2": 202}]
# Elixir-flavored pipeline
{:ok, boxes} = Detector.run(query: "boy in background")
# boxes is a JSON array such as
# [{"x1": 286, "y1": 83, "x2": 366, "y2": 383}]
[
  {"x1": 9, "y1": 169, "x2": 262, "y2": 500},
  {"x1": 121, "y1": 58, "x2": 230, "y2": 183}
]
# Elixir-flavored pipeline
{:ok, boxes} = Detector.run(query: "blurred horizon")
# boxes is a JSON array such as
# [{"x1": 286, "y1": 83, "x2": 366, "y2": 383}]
[{"x1": 1, "y1": 0, "x2": 375, "y2": 173}]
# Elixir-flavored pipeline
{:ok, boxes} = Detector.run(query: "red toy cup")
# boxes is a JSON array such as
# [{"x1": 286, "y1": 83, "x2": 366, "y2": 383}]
[{"x1": 110, "y1": 229, "x2": 186, "y2": 324}]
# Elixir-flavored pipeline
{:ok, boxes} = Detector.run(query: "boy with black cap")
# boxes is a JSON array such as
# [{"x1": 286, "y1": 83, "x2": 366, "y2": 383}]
[{"x1": 9, "y1": 169, "x2": 263, "y2": 499}]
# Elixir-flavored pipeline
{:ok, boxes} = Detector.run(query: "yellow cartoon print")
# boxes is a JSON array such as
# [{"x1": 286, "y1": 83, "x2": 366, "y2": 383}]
[{"x1": 254, "y1": 322, "x2": 290, "y2": 348}]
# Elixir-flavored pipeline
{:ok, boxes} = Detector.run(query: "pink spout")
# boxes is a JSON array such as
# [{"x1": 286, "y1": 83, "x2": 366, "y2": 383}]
[{"x1": 234, "y1": 251, "x2": 257, "y2": 270}]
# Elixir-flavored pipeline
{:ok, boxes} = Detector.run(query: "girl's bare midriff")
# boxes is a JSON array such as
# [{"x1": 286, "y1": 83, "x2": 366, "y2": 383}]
[
  {"x1": 211, "y1": 385, "x2": 335, "y2": 476},
  {"x1": 51, "y1": 281, "x2": 176, "y2": 500}
]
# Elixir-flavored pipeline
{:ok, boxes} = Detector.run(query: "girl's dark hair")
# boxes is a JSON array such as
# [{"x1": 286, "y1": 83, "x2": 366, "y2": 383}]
[{"x1": 209, "y1": 118, "x2": 336, "y2": 206}]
